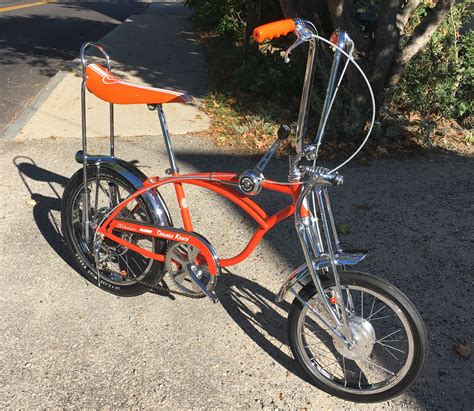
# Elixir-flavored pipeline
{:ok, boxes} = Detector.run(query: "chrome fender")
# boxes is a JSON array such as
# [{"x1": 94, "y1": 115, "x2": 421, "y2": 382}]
[
  {"x1": 75, "y1": 150, "x2": 172, "y2": 227},
  {"x1": 276, "y1": 252, "x2": 367, "y2": 303}
]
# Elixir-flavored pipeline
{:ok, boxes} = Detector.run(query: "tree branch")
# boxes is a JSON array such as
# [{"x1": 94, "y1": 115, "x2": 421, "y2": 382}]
[
  {"x1": 388, "y1": 0, "x2": 453, "y2": 87},
  {"x1": 396, "y1": 0, "x2": 421, "y2": 33}
]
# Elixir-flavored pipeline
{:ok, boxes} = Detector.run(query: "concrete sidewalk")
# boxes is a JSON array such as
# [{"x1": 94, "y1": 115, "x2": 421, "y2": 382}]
[
  {"x1": 3, "y1": 2, "x2": 210, "y2": 140},
  {"x1": 1, "y1": 135, "x2": 473, "y2": 408}
]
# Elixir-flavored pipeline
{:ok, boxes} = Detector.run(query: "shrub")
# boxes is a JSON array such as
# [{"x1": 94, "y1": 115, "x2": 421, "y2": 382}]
[{"x1": 394, "y1": 1, "x2": 473, "y2": 123}]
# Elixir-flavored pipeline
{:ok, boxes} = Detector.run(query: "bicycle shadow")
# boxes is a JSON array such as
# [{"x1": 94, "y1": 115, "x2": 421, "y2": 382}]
[
  {"x1": 13, "y1": 156, "x2": 75, "y2": 268},
  {"x1": 215, "y1": 268, "x2": 309, "y2": 381}
]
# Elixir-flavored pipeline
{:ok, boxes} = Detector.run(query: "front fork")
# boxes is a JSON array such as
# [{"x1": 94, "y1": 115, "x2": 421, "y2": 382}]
[{"x1": 296, "y1": 186, "x2": 354, "y2": 346}]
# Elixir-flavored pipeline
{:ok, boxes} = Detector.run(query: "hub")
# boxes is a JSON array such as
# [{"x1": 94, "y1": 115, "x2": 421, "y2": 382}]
[{"x1": 333, "y1": 316, "x2": 376, "y2": 360}]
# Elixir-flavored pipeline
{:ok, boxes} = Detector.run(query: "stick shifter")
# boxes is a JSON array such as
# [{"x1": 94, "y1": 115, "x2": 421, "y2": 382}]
[{"x1": 239, "y1": 125, "x2": 291, "y2": 196}]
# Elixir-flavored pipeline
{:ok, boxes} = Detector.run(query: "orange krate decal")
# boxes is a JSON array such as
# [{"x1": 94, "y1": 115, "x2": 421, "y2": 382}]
[{"x1": 115, "y1": 221, "x2": 190, "y2": 242}]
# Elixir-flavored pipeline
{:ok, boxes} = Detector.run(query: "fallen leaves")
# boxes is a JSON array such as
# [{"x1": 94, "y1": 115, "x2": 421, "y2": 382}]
[
  {"x1": 337, "y1": 223, "x2": 351, "y2": 235},
  {"x1": 453, "y1": 338, "x2": 471, "y2": 360},
  {"x1": 355, "y1": 202, "x2": 373, "y2": 211}
]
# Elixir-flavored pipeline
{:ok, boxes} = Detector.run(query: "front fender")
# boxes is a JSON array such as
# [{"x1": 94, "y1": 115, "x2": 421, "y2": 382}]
[{"x1": 275, "y1": 252, "x2": 367, "y2": 303}]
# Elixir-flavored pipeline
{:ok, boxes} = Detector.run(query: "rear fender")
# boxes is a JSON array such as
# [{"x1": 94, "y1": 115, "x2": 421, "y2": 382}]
[{"x1": 75, "y1": 150, "x2": 172, "y2": 227}]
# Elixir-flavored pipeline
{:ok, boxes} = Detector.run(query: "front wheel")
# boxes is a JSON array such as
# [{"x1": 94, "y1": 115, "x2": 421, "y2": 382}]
[{"x1": 288, "y1": 271, "x2": 427, "y2": 402}]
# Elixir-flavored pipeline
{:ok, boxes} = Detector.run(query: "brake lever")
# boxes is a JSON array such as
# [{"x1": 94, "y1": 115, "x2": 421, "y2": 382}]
[{"x1": 283, "y1": 19, "x2": 314, "y2": 63}]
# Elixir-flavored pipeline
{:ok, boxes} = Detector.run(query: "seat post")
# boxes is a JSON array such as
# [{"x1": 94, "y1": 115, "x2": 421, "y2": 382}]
[{"x1": 157, "y1": 104, "x2": 179, "y2": 174}]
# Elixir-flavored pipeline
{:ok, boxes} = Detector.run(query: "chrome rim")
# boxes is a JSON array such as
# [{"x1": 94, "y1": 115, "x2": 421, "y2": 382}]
[
  {"x1": 296, "y1": 284, "x2": 414, "y2": 395},
  {"x1": 70, "y1": 175, "x2": 156, "y2": 285}
]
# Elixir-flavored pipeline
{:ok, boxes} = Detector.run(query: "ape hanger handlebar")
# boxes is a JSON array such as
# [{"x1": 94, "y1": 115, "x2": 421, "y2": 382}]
[{"x1": 252, "y1": 19, "x2": 376, "y2": 176}]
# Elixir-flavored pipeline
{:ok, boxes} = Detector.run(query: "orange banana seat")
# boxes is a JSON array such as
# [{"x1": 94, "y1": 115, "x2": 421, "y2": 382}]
[{"x1": 85, "y1": 63, "x2": 193, "y2": 105}]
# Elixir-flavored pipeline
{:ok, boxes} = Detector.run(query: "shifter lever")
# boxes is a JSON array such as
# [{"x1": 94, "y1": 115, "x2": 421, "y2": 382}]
[
  {"x1": 255, "y1": 124, "x2": 290, "y2": 174},
  {"x1": 239, "y1": 125, "x2": 290, "y2": 196}
]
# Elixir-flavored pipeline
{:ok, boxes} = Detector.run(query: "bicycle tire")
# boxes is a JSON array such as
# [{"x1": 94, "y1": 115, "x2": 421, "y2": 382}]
[
  {"x1": 61, "y1": 165, "x2": 168, "y2": 296},
  {"x1": 288, "y1": 271, "x2": 427, "y2": 402}
]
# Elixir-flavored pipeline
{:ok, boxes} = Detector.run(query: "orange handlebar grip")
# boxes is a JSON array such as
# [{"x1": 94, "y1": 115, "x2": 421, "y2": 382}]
[{"x1": 252, "y1": 19, "x2": 296, "y2": 43}]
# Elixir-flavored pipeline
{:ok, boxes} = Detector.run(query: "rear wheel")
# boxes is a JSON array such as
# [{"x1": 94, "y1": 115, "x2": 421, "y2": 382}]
[
  {"x1": 61, "y1": 166, "x2": 168, "y2": 296},
  {"x1": 288, "y1": 271, "x2": 427, "y2": 402}
]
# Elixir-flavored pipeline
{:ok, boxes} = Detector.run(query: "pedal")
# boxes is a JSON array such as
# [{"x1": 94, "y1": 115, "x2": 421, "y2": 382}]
[{"x1": 187, "y1": 264, "x2": 219, "y2": 304}]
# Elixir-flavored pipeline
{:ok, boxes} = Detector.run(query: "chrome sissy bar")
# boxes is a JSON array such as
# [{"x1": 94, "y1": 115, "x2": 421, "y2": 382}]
[{"x1": 79, "y1": 42, "x2": 114, "y2": 243}]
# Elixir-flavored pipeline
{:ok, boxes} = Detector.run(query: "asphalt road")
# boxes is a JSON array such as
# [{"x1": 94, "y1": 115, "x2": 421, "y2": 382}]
[{"x1": 0, "y1": 1, "x2": 148, "y2": 133}]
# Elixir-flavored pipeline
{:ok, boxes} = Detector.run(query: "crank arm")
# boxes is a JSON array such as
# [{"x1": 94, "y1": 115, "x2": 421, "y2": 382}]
[{"x1": 187, "y1": 264, "x2": 219, "y2": 304}]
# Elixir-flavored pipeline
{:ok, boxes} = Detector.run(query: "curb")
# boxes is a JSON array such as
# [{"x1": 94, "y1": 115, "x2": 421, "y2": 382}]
[{"x1": 1, "y1": 71, "x2": 67, "y2": 140}]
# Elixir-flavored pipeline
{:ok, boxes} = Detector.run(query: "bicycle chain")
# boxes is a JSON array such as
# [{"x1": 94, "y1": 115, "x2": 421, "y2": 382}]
[{"x1": 134, "y1": 276, "x2": 207, "y2": 299}]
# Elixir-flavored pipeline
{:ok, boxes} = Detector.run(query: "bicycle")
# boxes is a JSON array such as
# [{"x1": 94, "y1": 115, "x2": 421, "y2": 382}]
[{"x1": 61, "y1": 19, "x2": 427, "y2": 402}]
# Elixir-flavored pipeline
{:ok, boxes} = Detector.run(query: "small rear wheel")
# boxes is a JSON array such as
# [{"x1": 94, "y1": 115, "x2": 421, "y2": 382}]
[
  {"x1": 61, "y1": 166, "x2": 168, "y2": 296},
  {"x1": 288, "y1": 271, "x2": 427, "y2": 402}
]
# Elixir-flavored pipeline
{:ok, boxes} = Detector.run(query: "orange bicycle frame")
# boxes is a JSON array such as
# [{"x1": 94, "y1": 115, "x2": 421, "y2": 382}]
[{"x1": 98, "y1": 172, "x2": 308, "y2": 271}]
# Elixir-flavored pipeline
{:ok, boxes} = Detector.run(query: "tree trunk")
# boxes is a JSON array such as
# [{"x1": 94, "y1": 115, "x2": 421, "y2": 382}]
[{"x1": 370, "y1": 0, "x2": 401, "y2": 107}]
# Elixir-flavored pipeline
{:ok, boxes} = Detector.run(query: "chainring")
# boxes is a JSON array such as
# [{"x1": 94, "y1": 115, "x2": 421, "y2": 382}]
[{"x1": 165, "y1": 242, "x2": 217, "y2": 297}]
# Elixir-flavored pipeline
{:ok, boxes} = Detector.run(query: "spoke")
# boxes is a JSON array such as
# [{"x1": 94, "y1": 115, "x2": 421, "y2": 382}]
[
  {"x1": 305, "y1": 313, "x2": 334, "y2": 333},
  {"x1": 378, "y1": 342, "x2": 399, "y2": 361},
  {"x1": 362, "y1": 358, "x2": 396, "y2": 376},
  {"x1": 129, "y1": 255, "x2": 143, "y2": 271},
  {"x1": 96, "y1": 181, "x2": 110, "y2": 198},
  {"x1": 346, "y1": 289, "x2": 355, "y2": 313},
  {"x1": 302, "y1": 331, "x2": 331, "y2": 345},
  {"x1": 358, "y1": 370, "x2": 362, "y2": 389},
  {"x1": 377, "y1": 342, "x2": 406, "y2": 355},
  {"x1": 369, "y1": 296, "x2": 376, "y2": 319},
  {"x1": 376, "y1": 328, "x2": 402, "y2": 343},
  {"x1": 366, "y1": 305, "x2": 386, "y2": 320},
  {"x1": 319, "y1": 358, "x2": 341, "y2": 374},
  {"x1": 361, "y1": 291, "x2": 364, "y2": 318},
  {"x1": 119, "y1": 254, "x2": 138, "y2": 279},
  {"x1": 108, "y1": 183, "x2": 117, "y2": 208},
  {"x1": 304, "y1": 346, "x2": 338, "y2": 364}
]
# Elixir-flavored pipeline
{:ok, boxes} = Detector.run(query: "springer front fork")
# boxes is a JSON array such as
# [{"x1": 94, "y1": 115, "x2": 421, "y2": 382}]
[{"x1": 295, "y1": 185, "x2": 357, "y2": 346}]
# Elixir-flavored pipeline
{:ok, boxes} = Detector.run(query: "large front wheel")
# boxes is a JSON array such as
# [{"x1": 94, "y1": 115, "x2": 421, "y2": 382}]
[{"x1": 288, "y1": 271, "x2": 427, "y2": 402}]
